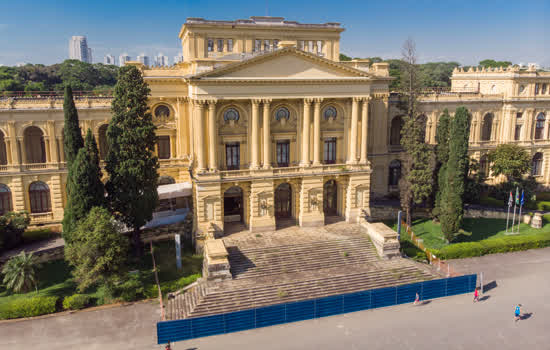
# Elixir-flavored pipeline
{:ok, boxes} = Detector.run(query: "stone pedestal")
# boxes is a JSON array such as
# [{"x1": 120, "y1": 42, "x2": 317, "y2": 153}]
[
  {"x1": 203, "y1": 239, "x2": 231, "y2": 281},
  {"x1": 531, "y1": 213, "x2": 543, "y2": 229},
  {"x1": 359, "y1": 219, "x2": 400, "y2": 259},
  {"x1": 345, "y1": 172, "x2": 372, "y2": 224}
]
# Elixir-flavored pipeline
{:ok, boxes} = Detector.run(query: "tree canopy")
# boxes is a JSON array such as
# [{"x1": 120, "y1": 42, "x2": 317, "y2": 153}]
[
  {"x1": 488, "y1": 144, "x2": 531, "y2": 181},
  {"x1": 479, "y1": 59, "x2": 513, "y2": 68}
]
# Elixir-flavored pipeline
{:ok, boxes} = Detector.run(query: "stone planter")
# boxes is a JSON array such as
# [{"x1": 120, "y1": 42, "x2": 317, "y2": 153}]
[{"x1": 531, "y1": 213, "x2": 543, "y2": 229}]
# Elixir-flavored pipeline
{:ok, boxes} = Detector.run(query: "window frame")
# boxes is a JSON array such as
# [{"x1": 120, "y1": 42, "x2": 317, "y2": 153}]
[
  {"x1": 276, "y1": 140, "x2": 290, "y2": 167},
  {"x1": 225, "y1": 142, "x2": 240, "y2": 170},
  {"x1": 323, "y1": 137, "x2": 337, "y2": 164}
]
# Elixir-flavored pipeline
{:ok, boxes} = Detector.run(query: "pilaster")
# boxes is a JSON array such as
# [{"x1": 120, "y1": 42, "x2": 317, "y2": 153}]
[
  {"x1": 262, "y1": 99, "x2": 272, "y2": 169},
  {"x1": 347, "y1": 97, "x2": 360, "y2": 164},
  {"x1": 301, "y1": 98, "x2": 313, "y2": 166},
  {"x1": 207, "y1": 99, "x2": 218, "y2": 171},
  {"x1": 312, "y1": 98, "x2": 322, "y2": 165},
  {"x1": 249, "y1": 179, "x2": 276, "y2": 232},
  {"x1": 250, "y1": 99, "x2": 261, "y2": 169},
  {"x1": 298, "y1": 176, "x2": 324, "y2": 227},
  {"x1": 359, "y1": 97, "x2": 370, "y2": 164}
]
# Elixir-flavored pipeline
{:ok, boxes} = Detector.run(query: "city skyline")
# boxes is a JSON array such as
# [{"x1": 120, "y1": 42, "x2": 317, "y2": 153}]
[{"x1": 0, "y1": 0, "x2": 548, "y2": 67}]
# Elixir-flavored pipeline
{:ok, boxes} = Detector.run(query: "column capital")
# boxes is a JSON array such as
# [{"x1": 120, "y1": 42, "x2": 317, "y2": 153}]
[
  {"x1": 352, "y1": 96, "x2": 363, "y2": 103},
  {"x1": 262, "y1": 98, "x2": 272, "y2": 105},
  {"x1": 304, "y1": 98, "x2": 314, "y2": 104},
  {"x1": 313, "y1": 98, "x2": 323, "y2": 104},
  {"x1": 207, "y1": 99, "x2": 218, "y2": 106},
  {"x1": 176, "y1": 96, "x2": 189, "y2": 103},
  {"x1": 192, "y1": 99, "x2": 207, "y2": 107},
  {"x1": 251, "y1": 99, "x2": 262, "y2": 105}
]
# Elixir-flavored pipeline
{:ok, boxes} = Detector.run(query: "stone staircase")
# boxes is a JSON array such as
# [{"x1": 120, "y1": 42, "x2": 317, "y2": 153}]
[
  {"x1": 227, "y1": 237, "x2": 379, "y2": 279},
  {"x1": 166, "y1": 236, "x2": 438, "y2": 320}
]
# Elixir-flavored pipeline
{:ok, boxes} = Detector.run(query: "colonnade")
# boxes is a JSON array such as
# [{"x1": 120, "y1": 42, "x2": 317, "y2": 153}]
[{"x1": 192, "y1": 96, "x2": 372, "y2": 173}]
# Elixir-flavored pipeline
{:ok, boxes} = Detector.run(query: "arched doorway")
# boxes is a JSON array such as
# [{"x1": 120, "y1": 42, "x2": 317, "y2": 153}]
[
  {"x1": 29, "y1": 181, "x2": 51, "y2": 213},
  {"x1": 24, "y1": 126, "x2": 46, "y2": 163},
  {"x1": 0, "y1": 184, "x2": 12, "y2": 215},
  {"x1": 532, "y1": 153, "x2": 543, "y2": 176},
  {"x1": 323, "y1": 180, "x2": 338, "y2": 216},
  {"x1": 390, "y1": 116, "x2": 403, "y2": 146},
  {"x1": 0, "y1": 130, "x2": 7, "y2": 165},
  {"x1": 274, "y1": 183, "x2": 292, "y2": 219},
  {"x1": 224, "y1": 186, "x2": 243, "y2": 223},
  {"x1": 481, "y1": 113, "x2": 493, "y2": 141}
]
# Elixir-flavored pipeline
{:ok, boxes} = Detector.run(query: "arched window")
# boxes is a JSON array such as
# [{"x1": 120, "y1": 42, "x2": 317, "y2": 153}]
[
  {"x1": 481, "y1": 113, "x2": 493, "y2": 141},
  {"x1": 388, "y1": 159, "x2": 401, "y2": 186},
  {"x1": 0, "y1": 130, "x2": 7, "y2": 165},
  {"x1": 29, "y1": 181, "x2": 51, "y2": 213},
  {"x1": 323, "y1": 106, "x2": 337, "y2": 120},
  {"x1": 223, "y1": 108, "x2": 240, "y2": 122},
  {"x1": 274, "y1": 107, "x2": 290, "y2": 121},
  {"x1": 24, "y1": 126, "x2": 46, "y2": 163},
  {"x1": 154, "y1": 105, "x2": 171, "y2": 119},
  {"x1": 542, "y1": 84, "x2": 548, "y2": 95},
  {"x1": 532, "y1": 153, "x2": 543, "y2": 176},
  {"x1": 479, "y1": 155, "x2": 490, "y2": 176},
  {"x1": 0, "y1": 184, "x2": 12, "y2": 215},
  {"x1": 98, "y1": 124, "x2": 109, "y2": 160},
  {"x1": 158, "y1": 176, "x2": 175, "y2": 186},
  {"x1": 390, "y1": 116, "x2": 403, "y2": 146},
  {"x1": 535, "y1": 113, "x2": 546, "y2": 140}
]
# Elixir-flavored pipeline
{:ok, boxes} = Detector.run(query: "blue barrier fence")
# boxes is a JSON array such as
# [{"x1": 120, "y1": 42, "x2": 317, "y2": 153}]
[{"x1": 157, "y1": 274, "x2": 476, "y2": 344}]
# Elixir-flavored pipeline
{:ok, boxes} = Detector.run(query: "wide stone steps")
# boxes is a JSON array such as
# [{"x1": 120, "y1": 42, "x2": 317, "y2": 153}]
[
  {"x1": 184, "y1": 265, "x2": 433, "y2": 318},
  {"x1": 227, "y1": 237, "x2": 379, "y2": 279}
]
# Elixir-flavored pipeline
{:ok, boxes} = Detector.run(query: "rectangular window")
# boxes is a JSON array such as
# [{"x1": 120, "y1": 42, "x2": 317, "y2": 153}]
[
  {"x1": 273, "y1": 39, "x2": 279, "y2": 50},
  {"x1": 298, "y1": 40, "x2": 305, "y2": 50},
  {"x1": 157, "y1": 136, "x2": 171, "y2": 159},
  {"x1": 254, "y1": 39, "x2": 262, "y2": 52},
  {"x1": 264, "y1": 40, "x2": 270, "y2": 51},
  {"x1": 317, "y1": 40, "x2": 323, "y2": 54},
  {"x1": 207, "y1": 39, "x2": 214, "y2": 52},
  {"x1": 227, "y1": 39, "x2": 233, "y2": 52},
  {"x1": 516, "y1": 112, "x2": 523, "y2": 119},
  {"x1": 535, "y1": 83, "x2": 540, "y2": 95},
  {"x1": 514, "y1": 125, "x2": 522, "y2": 141},
  {"x1": 217, "y1": 39, "x2": 224, "y2": 52},
  {"x1": 324, "y1": 138, "x2": 337, "y2": 164},
  {"x1": 276, "y1": 140, "x2": 290, "y2": 167},
  {"x1": 225, "y1": 142, "x2": 240, "y2": 170}
]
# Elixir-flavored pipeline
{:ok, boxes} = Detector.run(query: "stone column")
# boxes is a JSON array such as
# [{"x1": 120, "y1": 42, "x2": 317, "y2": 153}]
[
  {"x1": 262, "y1": 99, "x2": 272, "y2": 169},
  {"x1": 301, "y1": 98, "x2": 313, "y2": 166},
  {"x1": 347, "y1": 97, "x2": 360, "y2": 164},
  {"x1": 194, "y1": 100, "x2": 206, "y2": 172},
  {"x1": 360, "y1": 97, "x2": 370, "y2": 164},
  {"x1": 312, "y1": 98, "x2": 322, "y2": 165},
  {"x1": 57, "y1": 137, "x2": 65, "y2": 163},
  {"x1": 207, "y1": 100, "x2": 217, "y2": 171},
  {"x1": 8, "y1": 122, "x2": 19, "y2": 165},
  {"x1": 44, "y1": 137, "x2": 51, "y2": 163},
  {"x1": 17, "y1": 137, "x2": 26, "y2": 164},
  {"x1": 47, "y1": 121, "x2": 58, "y2": 163},
  {"x1": 251, "y1": 99, "x2": 261, "y2": 169}
]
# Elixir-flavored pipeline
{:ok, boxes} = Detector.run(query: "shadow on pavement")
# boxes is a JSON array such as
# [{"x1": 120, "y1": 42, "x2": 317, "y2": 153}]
[
  {"x1": 483, "y1": 280, "x2": 498, "y2": 292},
  {"x1": 479, "y1": 295, "x2": 491, "y2": 302},
  {"x1": 419, "y1": 300, "x2": 432, "y2": 306},
  {"x1": 521, "y1": 313, "x2": 533, "y2": 320}
]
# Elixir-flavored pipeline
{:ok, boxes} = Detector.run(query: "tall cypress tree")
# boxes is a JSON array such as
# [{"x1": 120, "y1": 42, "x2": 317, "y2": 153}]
[
  {"x1": 62, "y1": 129, "x2": 105, "y2": 242},
  {"x1": 63, "y1": 86, "x2": 84, "y2": 166},
  {"x1": 433, "y1": 109, "x2": 450, "y2": 218},
  {"x1": 105, "y1": 65, "x2": 159, "y2": 257},
  {"x1": 440, "y1": 107, "x2": 471, "y2": 240}
]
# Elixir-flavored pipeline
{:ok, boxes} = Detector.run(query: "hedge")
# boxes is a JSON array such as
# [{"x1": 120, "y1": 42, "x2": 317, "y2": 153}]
[
  {"x1": 0, "y1": 296, "x2": 59, "y2": 320},
  {"x1": 431, "y1": 232, "x2": 550, "y2": 259},
  {"x1": 62, "y1": 294, "x2": 90, "y2": 310}
]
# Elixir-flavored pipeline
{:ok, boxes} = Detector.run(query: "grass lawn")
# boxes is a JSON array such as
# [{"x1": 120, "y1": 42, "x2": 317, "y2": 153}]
[
  {"x1": 388, "y1": 215, "x2": 550, "y2": 250},
  {"x1": 0, "y1": 240, "x2": 202, "y2": 313},
  {"x1": 22, "y1": 228, "x2": 60, "y2": 244}
]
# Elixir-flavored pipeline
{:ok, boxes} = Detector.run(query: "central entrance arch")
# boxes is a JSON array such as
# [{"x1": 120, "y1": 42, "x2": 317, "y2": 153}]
[
  {"x1": 323, "y1": 180, "x2": 338, "y2": 216},
  {"x1": 223, "y1": 186, "x2": 243, "y2": 223},
  {"x1": 274, "y1": 183, "x2": 292, "y2": 219}
]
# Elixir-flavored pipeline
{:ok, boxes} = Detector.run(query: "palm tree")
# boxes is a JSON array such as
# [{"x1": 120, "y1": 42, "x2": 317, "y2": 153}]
[{"x1": 1, "y1": 252, "x2": 39, "y2": 293}]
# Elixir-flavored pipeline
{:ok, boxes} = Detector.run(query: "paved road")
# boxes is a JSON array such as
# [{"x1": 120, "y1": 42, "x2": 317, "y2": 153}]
[{"x1": 1, "y1": 248, "x2": 549, "y2": 350}]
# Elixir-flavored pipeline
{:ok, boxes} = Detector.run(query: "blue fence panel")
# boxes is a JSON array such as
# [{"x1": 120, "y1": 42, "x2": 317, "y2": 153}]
[
  {"x1": 255, "y1": 304, "x2": 286, "y2": 328},
  {"x1": 396, "y1": 282, "x2": 422, "y2": 305},
  {"x1": 224, "y1": 309, "x2": 255, "y2": 333},
  {"x1": 286, "y1": 300, "x2": 315, "y2": 323},
  {"x1": 316, "y1": 295, "x2": 344, "y2": 318},
  {"x1": 191, "y1": 314, "x2": 225, "y2": 338},
  {"x1": 371, "y1": 286, "x2": 397, "y2": 308},
  {"x1": 157, "y1": 274, "x2": 478, "y2": 344},
  {"x1": 421, "y1": 279, "x2": 447, "y2": 300},
  {"x1": 343, "y1": 290, "x2": 371, "y2": 313}
]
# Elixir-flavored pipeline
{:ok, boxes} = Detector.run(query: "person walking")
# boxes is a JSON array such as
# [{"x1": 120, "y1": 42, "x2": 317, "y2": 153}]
[
  {"x1": 473, "y1": 288, "x2": 479, "y2": 302},
  {"x1": 514, "y1": 304, "x2": 522, "y2": 322},
  {"x1": 414, "y1": 292, "x2": 420, "y2": 305}
]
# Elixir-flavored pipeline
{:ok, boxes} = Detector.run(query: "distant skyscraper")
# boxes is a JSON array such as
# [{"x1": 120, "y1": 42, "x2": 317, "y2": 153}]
[
  {"x1": 155, "y1": 53, "x2": 169, "y2": 67},
  {"x1": 104, "y1": 54, "x2": 116, "y2": 65},
  {"x1": 137, "y1": 53, "x2": 150, "y2": 66},
  {"x1": 69, "y1": 36, "x2": 92, "y2": 63},
  {"x1": 119, "y1": 53, "x2": 130, "y2": 66},
  {"x1": 173, "y1": 55, "x2": 184, "y2": 64}
]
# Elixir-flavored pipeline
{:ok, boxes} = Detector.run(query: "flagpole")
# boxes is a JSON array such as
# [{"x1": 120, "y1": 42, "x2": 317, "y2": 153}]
[
  {"x1": 511, "y1": 190, "x2": 517, "y2": 233},
  {"x1": 506, "y1": 198, "x2": 511, "y2": 233},
  {"x1": 518, "y1": 190, "x2": 524, "y2": 233}
]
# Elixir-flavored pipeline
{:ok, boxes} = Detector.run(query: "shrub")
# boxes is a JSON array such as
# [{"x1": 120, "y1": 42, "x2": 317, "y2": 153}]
[
  {"x1": 0, "y1": 212, "x2": 30, "y2": 252},
  {"x1": 116, "y1": 274, "x2": 145, "y2": 302},
  {"x1": 0, "y1": 296, "x2": 58, "y2": 320},
  {"x1": 22, "y1": 229, "x2": 59, "y2": 244},
  {"x1": 62, "y1": 294, "x2": 90, "y2": 310},
  {"x1": 433, "y1": 233, "x2": 550, "y2": 259},
  {"x1": 2, "y1": 252, "x2": 39, "y2": 293}
]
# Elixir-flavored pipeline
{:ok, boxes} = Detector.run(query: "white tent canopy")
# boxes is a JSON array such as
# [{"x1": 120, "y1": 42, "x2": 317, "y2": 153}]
[{"x1": 157, "y1": 182, "x2": 192, "y2": 199}]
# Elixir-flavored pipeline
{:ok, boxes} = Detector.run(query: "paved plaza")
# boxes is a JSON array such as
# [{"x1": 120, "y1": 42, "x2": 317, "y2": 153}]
[{"x1": 1, "y1": 246, "x2": 549, "y2": 349}]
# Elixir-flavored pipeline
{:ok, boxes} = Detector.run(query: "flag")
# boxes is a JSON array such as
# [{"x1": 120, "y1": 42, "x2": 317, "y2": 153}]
[
  {"x1": 520, "y1": 190, "x2": 525, "y2": 206},
  {"x1": 508, "y1": 191, "x2": 513, "y2": 208},
  {"x1": 515, "y1": 187, "x2": 520, "y2": 205}
]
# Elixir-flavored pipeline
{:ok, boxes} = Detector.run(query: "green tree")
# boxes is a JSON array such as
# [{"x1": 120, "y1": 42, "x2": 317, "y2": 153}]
[
  {"x1": 440, "y1": 107, "x2": 471, "y2": 241},
  {"x1": 433, "y1": 109, "x2": 451, "y2": 218},
  {"x1": 62, "y1": 85, "x2": 84, "y2": 165},
  {"x1": 0, "y1": 212, "x2": 30, "y2": 253},
  {"x1": 479, "y1": 59, "x2": 513, "y2": 68},
  {"x1": 105, "y1": 65, "x2": 159, "y2": 257},
  {"x1": 62, "y1": 129, "x2": 106, "y2": 241},
  {"x1": 339, "y1": 53, "x2": 352, "y2": 61},
  {"x1": 488, "y1": 144, "x2": 531, "y2": 182},
  {"x1": 65, "y1": 207, "x2": 129, "y2": 291},
  {"x1": 398, "y1": 38, "x2": 435, "y2": 225},
  {"x1": 2, "y1": 252, "x2": 38, "y2": 293}
]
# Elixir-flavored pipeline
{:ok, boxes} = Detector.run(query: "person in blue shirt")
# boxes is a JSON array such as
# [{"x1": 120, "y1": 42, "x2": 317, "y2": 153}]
[{"x1": 514, "y1": 304, "x2": 522, "y2": 321}]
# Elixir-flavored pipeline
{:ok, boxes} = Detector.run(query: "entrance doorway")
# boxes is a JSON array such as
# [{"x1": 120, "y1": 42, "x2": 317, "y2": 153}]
[
  {"x1": 275, "y1": 183, "x2": 292, "y2": 218},
  {"x1": 323, "y1": 180, "x2": 338, "y2": 216},
  {"x1": 224, "y1": 186, "x2": 243, "y2": 223}
]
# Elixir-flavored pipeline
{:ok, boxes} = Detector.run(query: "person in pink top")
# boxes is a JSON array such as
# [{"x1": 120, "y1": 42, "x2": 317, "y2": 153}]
[{"x1": 473, "y1": 288, "x2": 479, "y2": 302}]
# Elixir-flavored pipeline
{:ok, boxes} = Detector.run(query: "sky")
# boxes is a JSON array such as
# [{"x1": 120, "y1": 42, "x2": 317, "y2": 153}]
[{"x1": 0, "y1": 0, "x2": 548, "y2": 67}]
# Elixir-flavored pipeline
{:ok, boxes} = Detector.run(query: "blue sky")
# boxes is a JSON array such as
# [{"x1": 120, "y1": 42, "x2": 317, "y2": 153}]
[{"x1": 0, "y1": 0, "x2": 548, "y2": 67}]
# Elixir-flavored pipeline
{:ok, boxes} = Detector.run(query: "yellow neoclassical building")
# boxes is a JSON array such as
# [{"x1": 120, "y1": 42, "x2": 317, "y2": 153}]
[{"x1": 0, "y1": 16, "x2": 549, "y2": 237}]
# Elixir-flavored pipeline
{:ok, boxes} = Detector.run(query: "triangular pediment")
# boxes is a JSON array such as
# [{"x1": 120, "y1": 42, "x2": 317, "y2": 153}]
[{"x1": 192, "y1": 48, "x2": 372, "y2": 80}]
